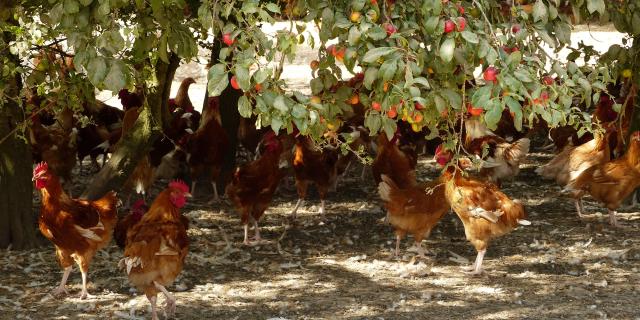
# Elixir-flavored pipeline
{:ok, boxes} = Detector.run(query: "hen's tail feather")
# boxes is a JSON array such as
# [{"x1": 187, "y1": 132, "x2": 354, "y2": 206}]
[{"x1": 378, "y1": 174, "x2": 397, "y2": 202}]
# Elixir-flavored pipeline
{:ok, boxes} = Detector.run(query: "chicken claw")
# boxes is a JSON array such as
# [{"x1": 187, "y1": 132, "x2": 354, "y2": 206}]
[
  {"x1": 164, "y1": 298, "x2": 176, "y2": 317},
  {"x1": 608, "y1": 209, "x2": 620, "y2": 227},
  {"x1": 51, "y1": 286, "x2": 68, "y2": 297},
  {"x1": 79, "y1": 290, "x2": 95, "y2": 300}
]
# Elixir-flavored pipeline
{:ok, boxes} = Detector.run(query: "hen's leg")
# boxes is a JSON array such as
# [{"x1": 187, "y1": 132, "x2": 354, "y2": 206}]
[
  {"x1": 394, "y1": 234, "x2": 401, "y2": 257},
  {"x1": 319, "y1": 199, "x2": 326, "y2": 215},
  {"x1": 190, "y1": 181, "x2": 196, "y2": 198},
  {"x1": 608, "y1": 209, "x2": 620, "y2": 227},
  {"x1": 51, "y1": 266, "x2": 71, "y2": 296},
  {"x1": 251, "y1": 217, "x2": 261, "y2": 241},
  {"x1": 79, "y1": 268, "x2": 94, "y2": 299},
  {"x1": 360, "y1": 165, "x2": 367, "y2": 181},
  {"x1": 154, "y1": 281, "x2": 176, "y2": 317},
  {"x1": 148, "y1": 295, "x2": 159, "y2": 320},
  {"x1": 210, "y1": 181, "x2": 220, "y2": 202},
  {"x1": 291, "y1": 180, "x2": 308, "y2": 220},
  {"x1": 243, "y1": 223, "x2": 251, "y2": 245},
  {"x1": 464, "y1": 249, "x2": 486, "y2": 275},
  {"x1": 575, "y1": 198, "x2": 588, "y2": 218}
]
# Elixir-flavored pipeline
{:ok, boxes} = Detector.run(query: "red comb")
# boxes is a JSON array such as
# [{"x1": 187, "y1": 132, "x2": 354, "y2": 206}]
[
  {"x1": 435, "y1": 144, "x2": 444, "y2": 155},
  {"x1": 169, "y1": 180, "x2": 189, "y2": 193},
  {"x1": 33, "y1": 162, "x2": 48, "y2": 175}
]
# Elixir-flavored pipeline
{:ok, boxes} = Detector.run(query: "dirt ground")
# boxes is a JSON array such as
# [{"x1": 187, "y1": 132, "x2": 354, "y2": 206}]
[{"x1": 1, "y1": 146, "x2": 640, "y2": 320}]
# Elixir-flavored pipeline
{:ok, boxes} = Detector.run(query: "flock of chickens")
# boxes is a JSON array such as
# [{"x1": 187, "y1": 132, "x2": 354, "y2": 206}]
[{"x1": 29, "y1": 73, "x2": 639, "y2": 319}]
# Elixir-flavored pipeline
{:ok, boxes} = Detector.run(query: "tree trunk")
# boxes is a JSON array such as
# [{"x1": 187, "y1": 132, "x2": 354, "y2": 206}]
[
  {"x1": 203, "y1": 39, "x2": 242, "y2": 189},
  {"x1": 627, "y1": 36, "x2": 640, "y2": 135},
  {"x1": 0, "y1": 0, "x2": 40, "y2": 249},
  {"x1": 218, "y1": 74, "x2": 243, "y2": 188},
  {"x1": 81, "y1": 54, "x2": 180, "y2": 200}
]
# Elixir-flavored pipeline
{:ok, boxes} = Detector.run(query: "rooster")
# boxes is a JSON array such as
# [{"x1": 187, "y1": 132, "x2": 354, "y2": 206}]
[
  {"x1": 291, "y1": 135, "x2": 339, "y2": 218},
  {"x1": 120, "y1": 180, "x2": 191, "y2": 320},
  {"x1": 437, "y1": 148, "x2": 530, "y2": 275},
  {"x1": 378, "y1": 174, "x2": 449, "y2": 258},
  {"x1": 564, "y1": 131, "x2": 640, "y2": 227},
  {"x1": 33, "y1": 162, "x2": 118, "y2": 298},
  {"x1": 226, "y1": 131, "x2": 287, "y2": 245},
  {"x1": 183, "y1": 96, "x2": 229, "y2": 202},
  {"x1": 372, "y1": 131, "x2": 418, "y2": 189},
  {"x1": 464, "y1": 118, "x2": 530, "y2": 185}
]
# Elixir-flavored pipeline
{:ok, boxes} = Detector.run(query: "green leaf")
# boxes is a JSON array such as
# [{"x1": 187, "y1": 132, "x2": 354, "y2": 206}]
[
  {"x1": 483, "y1": 100, "x2": 503, "y2": 130},
  {"x1": 378, "y1": 59, "x2": 397, "y2": 82},
  {"x1": 460, "y1": 30, "x2": 479, "y2": 44},
  {"x1": 253, "y1": 68, "x2": 270, "y2": 84},
  {"x1": 363, "y1": 67, "x2": 378, "y2": 90},
  {"x1": 633, "y1": 12, "x2": 640, "y2": 35},
  {"x1": 362, "y1": 47, "x2": 396, "y2": 63},
  {"x1": 238, "y1": 95, "x2": 252, "y2": 118},
  {"x1": 478, "y1": 40, "x2": 490, "y2": 58},
  {"x1": 486, "y1": 47, "x2": 498, "y2": 64},
  {"x1": 533, "y1": 0, "x2": 547, "y2": 22},
  {"x1": 265, "y1": 3, "x2": 280, "y2": 13},
  {"x1": 368, "y1": 26, "x2": 387, "y2": 41},
  {"x1": 64, "y1": 0, "x2": 79, "y2": 14},
  {"x1": 241, "y1": 1, "x2": 259, "y2": 14},
  {"x1": 424, "y1": 16, "x2": 439, "y2": 34},
  {"x1": 382, "y1": 117, "x2": 397, "y2": 140},
  {"x1": 506, "y1": 51, "x2": 522, "y2": 67},
  {"x1": 472, "y1": 85, "x2": 492, "y2": 108},
  {"x1": 364, "y1": 113, "x2": 382, "y2": 134},
  {"x1": 586, "y1": 0, "x2": 605, "y2": 15},
  {"x1": 271, "y1": 116, "x2": 283, "y2": 133},
  {"x1": 513, "y1": 69, "x2": 533, "y2": 82},
  {"x1": 292, "y1": 104, "x2": 308, "y2": 118},
  {"x1": 434, "y1": 95, "x2": 446, "y2": 114},
  {"x1": 273, "y1": 95, "x2": 289, "y2": 113},
  {"x1": 442, "y1": 88, "x2": 462, "y2": 109},
  {"x1": 413, "y1": 77, "x2": 430, "y2": 88},
  {"x1": 310, "y1": 78, "x2": 324, "y2": 95},
  {"x1": 439, "y1": 38, "x2": 455, "y2": 62},
  {"x1": 234, "y1": 65, "x2": 251, "y2": 91},
  {"x1": 104, "y1": 61, "x2": 127, "y2": 92},
  {"x1": 348, "y1": 26, "x2": 361, "y2": 46},
  {"x1": 505, "y1": 96, "x2": 523, "y2": 131},
  {"x1": 158, "y1": 33, "x2": 169, "y2": 63},
  {"x1": 87, "y1": 57, "x2": 107, "y2": 86},
  {"x1": 207, "y1": 64, "x2": 229, "y2": 97}
]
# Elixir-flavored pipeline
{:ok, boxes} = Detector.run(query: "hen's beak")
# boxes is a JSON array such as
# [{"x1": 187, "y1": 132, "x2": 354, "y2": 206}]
[{"x1": 184, "y1": 192, "x2": 193, "y2": 198}]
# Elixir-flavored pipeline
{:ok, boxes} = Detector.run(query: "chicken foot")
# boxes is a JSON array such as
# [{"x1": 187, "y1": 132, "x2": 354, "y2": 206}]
[
  {"x1": 290, "y1": 199, "x2": 304, "y2": 220},
  {"x1": 149, "y1": 295, "x2": 159, "y2": 320},
  {"x1": 51, "y1": 266, "x2": 72, "y2": 296},
  {"x1": 154, "y1": 281, "x2": 176, "y2": 317},
  {"x1": 79, "y1": 268, "x2": 94, "y2": 299},
  {"x1": 243, "y1": 217, "x2": 265, "y2": 245},
  {"x1": 463, "y1": 249, "x2": 486, "y2": 276},
  {"x1": 574, "y1": 199, "x2": 589, "y2": 218},
  {"x1": 209, "y1": 182, "x2": 220, "y2": 203},
  {"x1": 608, "y1": 209, "x2": 620, "y2": 227}
]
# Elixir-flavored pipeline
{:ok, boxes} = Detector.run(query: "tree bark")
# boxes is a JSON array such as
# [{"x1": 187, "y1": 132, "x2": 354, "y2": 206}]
[
  {"x1": 203, "y1": 39, "x2": 242, "y2": 189},
  {"x1": 81, "y1": 54, "x2": 180, "y2": 200},
  {"x1": 627, "y1": 36, "x2": 640, "y2": 135},
  {"x1": 0, "y1": 0, "x2": 40, "y2": 249}
]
